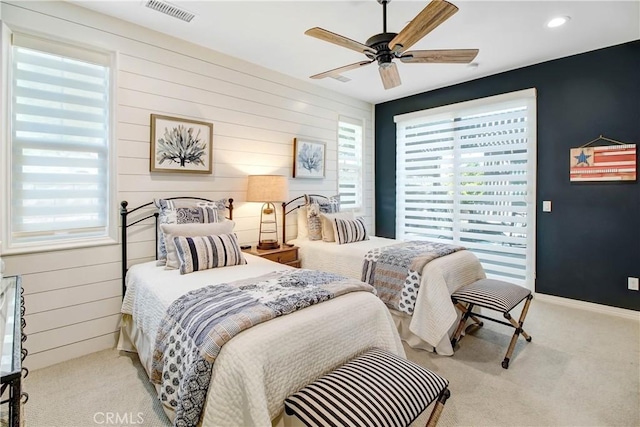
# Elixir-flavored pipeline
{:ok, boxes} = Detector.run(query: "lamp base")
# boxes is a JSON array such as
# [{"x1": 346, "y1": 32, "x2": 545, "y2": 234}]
[{"x1": 257, "y1": 240, "x2": 280, "y2": 250}]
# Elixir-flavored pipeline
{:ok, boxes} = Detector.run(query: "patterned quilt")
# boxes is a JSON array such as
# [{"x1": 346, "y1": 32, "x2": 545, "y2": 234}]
[
  {"x1": 361, "y1": 241, "x2": 464, "y2": 314},
  {"x1": 150, "y1": 269, "x2": 374, "y2": 427}
]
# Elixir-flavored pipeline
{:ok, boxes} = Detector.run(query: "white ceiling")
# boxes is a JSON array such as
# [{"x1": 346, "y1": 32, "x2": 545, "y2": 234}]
[{"x1": 72, "y1": 1, "x2": 640, "y2": 104}]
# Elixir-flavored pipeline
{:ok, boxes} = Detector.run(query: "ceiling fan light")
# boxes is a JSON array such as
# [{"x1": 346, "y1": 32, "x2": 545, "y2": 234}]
[
  {"x1": 380, "y1": 62, "x2": 393, "y2": 69},
  {"x1": 547, "y1": 16, "x2": 570, "y2": 28}
]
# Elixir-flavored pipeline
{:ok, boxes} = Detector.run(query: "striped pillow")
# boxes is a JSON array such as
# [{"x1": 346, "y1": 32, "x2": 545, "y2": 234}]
[
  {"x1": 160, "y1": 220, "x2": 235, "y2": 270},
  {"x1": 173, "y1": 233, "x2": 246, "y2": 274},
  {"x1": 154, "y1": 198, "x2": 227, "y2": 266},
  {"x1": 333, "y1": 217, "x2": 368, "y2": 245}
]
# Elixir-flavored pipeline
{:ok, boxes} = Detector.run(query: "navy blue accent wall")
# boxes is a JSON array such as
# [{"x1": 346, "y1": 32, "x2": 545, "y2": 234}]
[{"x1": 375, "y1": 40, "x2": 640, "y2": 311}]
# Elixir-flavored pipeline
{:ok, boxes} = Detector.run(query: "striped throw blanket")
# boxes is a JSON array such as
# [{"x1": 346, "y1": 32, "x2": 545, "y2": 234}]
[
  {"x1": 361, "y1": 241, "x2": 464, "y2": 315},
  {"x1": 150, "y1": 269, "x2": 374, "y2": 427}
]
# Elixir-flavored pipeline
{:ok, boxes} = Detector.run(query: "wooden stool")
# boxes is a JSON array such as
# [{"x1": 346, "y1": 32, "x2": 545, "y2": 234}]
[
  {"x1": 451, "y1": 278, "x2": 533, "y2": 369},
  {"x1": 284, "y1": 348, "x2": 451, "y2": 427}
]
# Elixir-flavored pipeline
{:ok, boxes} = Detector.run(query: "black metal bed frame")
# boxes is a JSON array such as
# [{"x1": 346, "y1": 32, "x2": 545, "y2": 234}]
[
  {"x1": 119, "y1": 197, "x2": 234, "y2": 297},
  {"x1": 281, "y1": 194, "x2": 329, "y2": 244}
]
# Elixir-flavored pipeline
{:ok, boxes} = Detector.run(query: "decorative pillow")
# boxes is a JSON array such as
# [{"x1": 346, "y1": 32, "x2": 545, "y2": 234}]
[
  {"x1": 296, "y1": 205, "x2": 309, "y2": 240},
  {"x1": 320, "y1": 212, "x2": 355, "y2": 242},
  {"x1": 333, "y1": 217, "x2": 369, "y2": 245},
  {"x1": 154, "y1": 198, "x2": 227, "y2": 266},
  {"x1": 173, "y1": 233, "x2": 246, "y2": 274},
  {"x1": 305, "y1": 194, "x2": 340, "y2": 213},
  {"x1": 306, "y1": 203, "x2": 322, "y2": 241},
  {"x1": 305, "y1": 195, "x2": 340, "y2": 241},
  {"x1": 161, "y1": 221, "x2": 235, "y2": 270}
]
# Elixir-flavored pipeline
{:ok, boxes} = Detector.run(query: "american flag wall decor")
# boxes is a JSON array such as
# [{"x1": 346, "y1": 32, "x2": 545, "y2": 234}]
[{"x1": 570, "y1": 143, "x2": 636, "y2": 182}]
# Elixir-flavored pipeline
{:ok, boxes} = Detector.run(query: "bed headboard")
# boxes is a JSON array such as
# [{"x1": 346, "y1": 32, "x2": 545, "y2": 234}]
[
  {"x1": 119, "y1": 197, "x2": 234, "y2": 297},
  {"x1": 281, "y1": 194, "x2": 329, "y2": 244}
]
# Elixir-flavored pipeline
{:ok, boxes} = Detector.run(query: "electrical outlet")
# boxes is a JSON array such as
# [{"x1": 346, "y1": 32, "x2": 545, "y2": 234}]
[{"x1": 628, "y1": 277, "x2": 639, "y2": 291}]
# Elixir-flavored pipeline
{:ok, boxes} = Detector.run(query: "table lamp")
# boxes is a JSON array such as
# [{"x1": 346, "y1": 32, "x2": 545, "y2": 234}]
[{"x1": 246, "y1": 175, "x2": 288, "y2": 250}]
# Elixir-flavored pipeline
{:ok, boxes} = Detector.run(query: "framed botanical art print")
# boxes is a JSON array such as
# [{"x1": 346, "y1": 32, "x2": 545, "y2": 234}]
[
  {"x1": 150, "y1": 114, "x2": 213, "y2": 174},
  {"x1": 293, "y1": 138, "x2": 325, "y2": 179}
]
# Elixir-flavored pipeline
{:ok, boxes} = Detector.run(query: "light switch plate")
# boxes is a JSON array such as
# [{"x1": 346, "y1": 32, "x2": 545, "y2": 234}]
[
  {"x1": 542, "y1": 201, "x2": 552, "y2": 212},
  {"x1": 628, "y1": 277, "x2": 639, "y2": 291}
]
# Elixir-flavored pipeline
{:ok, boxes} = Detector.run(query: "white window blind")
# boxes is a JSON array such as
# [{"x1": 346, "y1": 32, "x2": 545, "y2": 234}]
[
  {"x1": 338, "y1": 117, "x2": 363, "y2": 211},
  {"x1": 9, "y1": 34, "x2": 112, "y2": 247},
  {"x1": 395, "y1": 89, "x2": 536, "y2": 289}
]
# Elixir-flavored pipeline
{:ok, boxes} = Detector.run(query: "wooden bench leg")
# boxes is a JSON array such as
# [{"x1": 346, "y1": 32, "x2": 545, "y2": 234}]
[
  {"x1": 454, "y1": 302, "x2": 484, "y2": 329},
  {"x1": 451, "y1": 302, "x2": 484, "y2": 348},
  {"x1": 451, "y1": 303, "x2": 475, "y2": 347},
  {"x1": 501, "y1": 294, "x2": 533, "y2": 369},
  {"x1": 426, "y1": 387, "x2": 451, "y2": 427}
]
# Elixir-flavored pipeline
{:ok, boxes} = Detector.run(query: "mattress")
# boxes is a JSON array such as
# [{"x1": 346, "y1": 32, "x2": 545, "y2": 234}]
[
  {"x1": 117, "y1": 254, "x2": 404, "y2": 426},
  {"x1": 289, "y1": 237, "x2": 486, "y2": 355}
]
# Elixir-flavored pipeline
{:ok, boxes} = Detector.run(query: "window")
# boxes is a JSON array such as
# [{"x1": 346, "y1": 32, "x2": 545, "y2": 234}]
[
  {"x1": 5, "y1": 33, "x2": 115, "y2": 252},
  {"x1": 395, "y1": 89, "x2": 536, "y2": 289},
  {"x1": 338, "y1": 117, "x2": 363, "y2": 211}
]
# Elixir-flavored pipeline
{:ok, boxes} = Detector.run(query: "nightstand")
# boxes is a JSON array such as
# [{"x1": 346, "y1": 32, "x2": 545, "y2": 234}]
[{"x1": 243, "y1": 245, "x2": 301, "y2": 268}]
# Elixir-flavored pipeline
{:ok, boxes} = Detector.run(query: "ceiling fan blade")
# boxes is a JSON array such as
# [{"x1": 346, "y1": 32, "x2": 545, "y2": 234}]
[
  {"x1": 390, "y1": 0, "x2": 459, "y2": 54},
  {"x1": 305, "y1": 27, "x2": 375, "y2": 55},
  {"x1": 400, "y1": 49, "x2": 479, "y2": 64},
  {"x1": 310, "y1": 61, "x2": 373, "y2": 80},
  {"x1": 379, "y1": 62, "x2": 401, "y2": 90}
]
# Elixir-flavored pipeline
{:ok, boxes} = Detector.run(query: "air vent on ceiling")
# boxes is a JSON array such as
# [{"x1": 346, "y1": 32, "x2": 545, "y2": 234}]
[
  {"x1": 145, "y1": 0, "x2": 195, "y2": 23},
  {"x1": 332, "y1": 75, "x2": 351, "y2": 83}
]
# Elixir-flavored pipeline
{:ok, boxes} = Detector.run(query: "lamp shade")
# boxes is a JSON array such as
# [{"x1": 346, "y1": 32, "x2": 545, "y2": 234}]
[{"x1": 246, "y1": 175, "x2": 289, "y2": 202}]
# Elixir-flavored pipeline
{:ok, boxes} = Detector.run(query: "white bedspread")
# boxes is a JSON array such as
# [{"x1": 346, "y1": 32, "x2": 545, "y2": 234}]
[
  {"x1": 289, "y1": 237, "x2": 486, "y2": 355},
  {"x1": 119, "y1": 255, "x2": 404, "y2": 426}
]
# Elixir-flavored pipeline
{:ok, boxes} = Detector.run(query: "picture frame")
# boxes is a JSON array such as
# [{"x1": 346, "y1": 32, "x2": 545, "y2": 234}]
[
  {"x1": 150, "y1": 114, "x2": 213, "y2": 174},
  {"x1": 569, "y1": 138, "x2": 636, "y2": 182},
  {"x1": 292, "y1": 138, "x2": 325, "y2": 179}
]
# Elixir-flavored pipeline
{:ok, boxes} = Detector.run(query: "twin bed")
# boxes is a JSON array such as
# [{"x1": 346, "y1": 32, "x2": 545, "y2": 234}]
[
  {"x1": 283, "y1": 194, "x2": 486, "y2": 355},
  {"x1": 118, "y1": 194, "x2": 486, "y2": 426},
  {"x1": 289, "y1": 236, "x2": 485, "y2": 354},
  {"x1": 117, "y1": 197, "x2": 404, "y2": 426}
]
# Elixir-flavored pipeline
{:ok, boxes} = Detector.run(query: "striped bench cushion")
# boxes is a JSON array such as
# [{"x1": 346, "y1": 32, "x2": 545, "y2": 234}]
[
  {"x1": 284, "y1": 348, "x2": 448, "y2": 427},
  {"x1": 452, "y1": 278, "x2": 531, "y2": 312}
]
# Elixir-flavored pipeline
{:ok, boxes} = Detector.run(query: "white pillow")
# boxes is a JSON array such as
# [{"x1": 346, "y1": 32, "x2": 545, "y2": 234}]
[
  {"x1": 296, "y1": 205, "x2": 309, "y2": 240},
  {"x1": 160, "y1": 220, "x2": 235, "y2": 269},
  {"x1": 320, "y1": 212, "x2": 355, "y2": 242}
]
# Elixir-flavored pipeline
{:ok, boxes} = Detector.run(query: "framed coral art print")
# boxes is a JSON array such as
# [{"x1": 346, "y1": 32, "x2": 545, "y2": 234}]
[
  {"x1": 293, "y1": 138, "x2": 325, "y2": 179},
  {"x1": 150, "y1": 114, "x2": 213, "y2": 174}
]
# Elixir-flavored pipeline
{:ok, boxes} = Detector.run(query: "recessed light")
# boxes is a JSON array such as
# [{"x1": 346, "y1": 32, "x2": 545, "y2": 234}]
[{"x1": 547, "y1": 16, "x2": 571, "y2": 28}]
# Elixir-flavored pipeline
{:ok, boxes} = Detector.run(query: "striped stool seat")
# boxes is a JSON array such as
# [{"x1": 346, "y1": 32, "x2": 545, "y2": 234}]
[
  {"x1": 451, "y1": 279, "x2": 533, "y2": 369},
  {"x1": 452, "y1": 279, "x2": 531, "y2": 312},
  {"x1": 284, "y1": 348, "x2": 450, "y2": 427}
]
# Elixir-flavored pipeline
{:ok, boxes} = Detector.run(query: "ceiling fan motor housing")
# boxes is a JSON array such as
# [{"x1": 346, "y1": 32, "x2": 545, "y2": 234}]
[{"x1": 365, "y1": 32, "x2": 398, "y2": 66}]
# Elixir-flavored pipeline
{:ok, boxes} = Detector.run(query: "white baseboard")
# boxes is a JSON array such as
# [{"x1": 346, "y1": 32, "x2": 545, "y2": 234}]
[{"x1": 534, "y1": 293, "x2": 639, "y2": 321}]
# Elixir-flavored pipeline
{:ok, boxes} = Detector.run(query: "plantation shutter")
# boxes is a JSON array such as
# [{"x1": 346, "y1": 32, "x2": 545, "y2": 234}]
[
  {"x1": 338, "y1": 117, "x2": 363, "y2": 210},
  {"x1": 10, "y1": 33, "x2": 112, "y2": 244},
  {"x1": 395, "y1": 89, "x2": 536, "y2": 289}
]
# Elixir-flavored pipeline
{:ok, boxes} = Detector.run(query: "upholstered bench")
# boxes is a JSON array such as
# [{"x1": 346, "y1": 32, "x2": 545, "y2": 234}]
[
  {"x1": 451, "y1": 278, "x2": 533, "y2": 369},
  {"x1": 284, "y1": 348, "x2": 450, "y2": 427}
]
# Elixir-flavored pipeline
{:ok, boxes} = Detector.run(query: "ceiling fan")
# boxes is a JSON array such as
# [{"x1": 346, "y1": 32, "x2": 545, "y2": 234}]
[{"x1": 305, "y1": 0, "x2": 478, "y2": 90}]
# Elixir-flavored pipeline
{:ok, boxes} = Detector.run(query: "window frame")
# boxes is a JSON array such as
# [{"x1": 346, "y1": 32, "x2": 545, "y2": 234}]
[
  {"x1": 337, "y1": 116, "x2": 365, "y2": 213},
  {"x1": 394, "y1": 89, "x2": 537, "y2": 290},
  {"x1": 1, "y1": 30, "x2": 118, "y2": 255}
]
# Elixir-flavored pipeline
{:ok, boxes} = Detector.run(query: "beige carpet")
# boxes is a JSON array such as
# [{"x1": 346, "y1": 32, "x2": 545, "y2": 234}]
[{"x1": 24, "y1": 299, "x2": 639, "y2": 427}]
